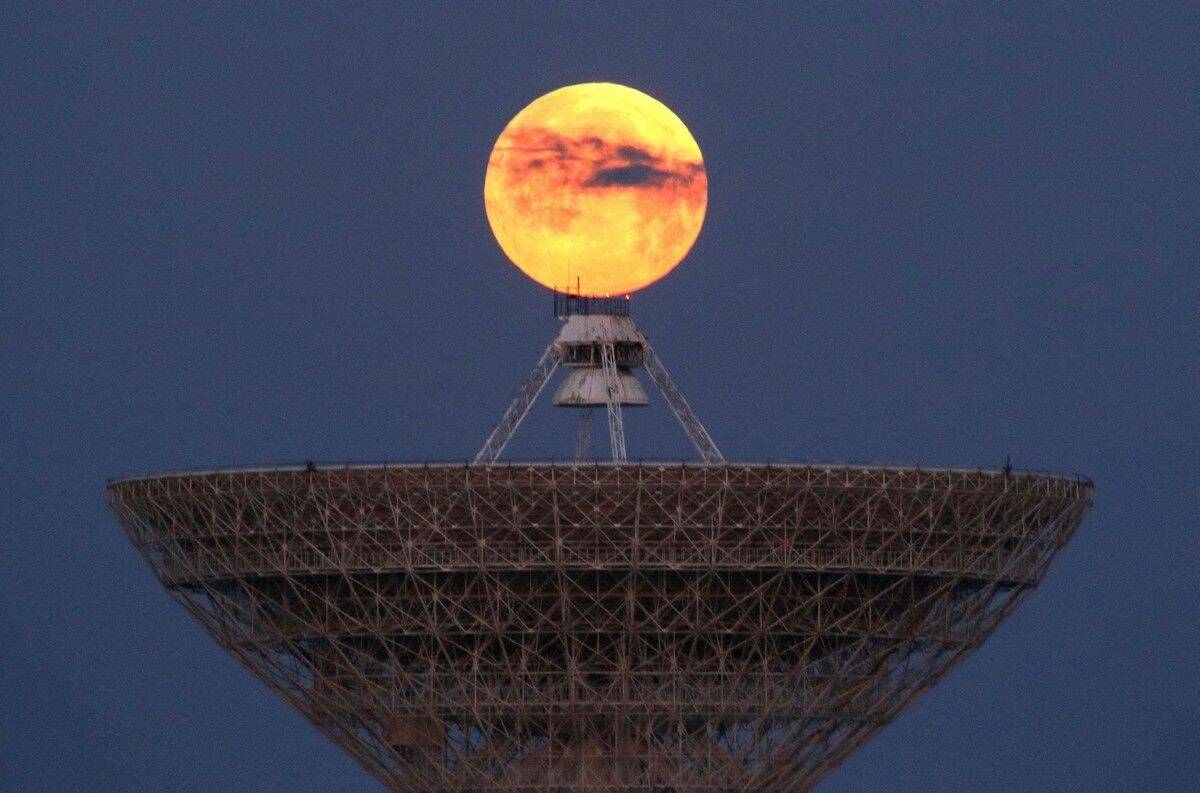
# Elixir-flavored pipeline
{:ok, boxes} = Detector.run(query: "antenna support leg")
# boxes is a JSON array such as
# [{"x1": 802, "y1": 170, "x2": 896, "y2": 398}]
[
  {"x1": 600, "y1": 343, "x2": 628, "y2": 461},
  {"x1": 642, "y1": 343, "x2": 724, "y2": 463},
  {"x1": 474, "y1": 300, "x2": 723, "y2": 465},
  {"x1": 574, "y1": 408, "x2": 594, "y2": 460},
  {"x1": 474, "y1": 344, "x2": 561, "y2": 463}
]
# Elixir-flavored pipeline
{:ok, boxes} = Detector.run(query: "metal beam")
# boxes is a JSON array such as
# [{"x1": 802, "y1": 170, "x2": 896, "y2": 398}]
[
  {"x1": 110, "y1": 465, "x2": 1092, "y2": 792},
  {"x1": 474, "y1": 343, "x2": 560, "y2": 463},
  {"x1": 641, "y1": 342, "x2": 724, "y2": 462},
  {"x1": 599, "y1": 343, "x2": 627, "y2": 461},
  {"x1": 573, "y1": 408, "x2": 594, "y2": 460}
]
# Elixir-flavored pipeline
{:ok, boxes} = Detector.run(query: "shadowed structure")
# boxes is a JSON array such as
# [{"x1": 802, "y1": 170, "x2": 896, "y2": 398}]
[{"x1": 109, "y1": 462, "x2": 1091, "y2": 791}]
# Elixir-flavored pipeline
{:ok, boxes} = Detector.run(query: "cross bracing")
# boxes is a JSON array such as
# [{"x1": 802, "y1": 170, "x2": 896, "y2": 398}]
[
  {"x1": 110, "y1": 463, "x2": 1090, "y2": 791},
  {"x1": 474, "y1": 308, "x2": 724, "y2": 464}
]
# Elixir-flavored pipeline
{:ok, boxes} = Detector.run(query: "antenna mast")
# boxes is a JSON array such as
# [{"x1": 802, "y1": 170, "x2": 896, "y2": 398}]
[{"x1": 474, "y1": 294, "x2": 723, "y2": 463}]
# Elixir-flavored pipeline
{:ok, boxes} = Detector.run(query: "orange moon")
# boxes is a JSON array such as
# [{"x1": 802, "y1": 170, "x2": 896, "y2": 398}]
[{"x1": 484, "y1": 83, "x2": 707, "y2": 296}]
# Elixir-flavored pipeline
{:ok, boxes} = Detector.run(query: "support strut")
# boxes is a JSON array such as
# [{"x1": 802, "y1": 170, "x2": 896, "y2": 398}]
[
  {"x1": 474, "y1": 344, "x2": 561, "y2": 463},
  {"x1": 599, "y1": 343, "x2": 627, "y2": 461},
  {"x1": 475, "y1": 305, "x2": 723, "y2": 464},
  {"x1": 574, "y1": 409, "x2": 594, "y2": 460},
  {"x1": 642, "y1": 343, "x2": 724, "y2": 463}
]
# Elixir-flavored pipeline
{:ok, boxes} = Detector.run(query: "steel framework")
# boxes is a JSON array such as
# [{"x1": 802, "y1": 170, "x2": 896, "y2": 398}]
[
  {"x1": 475, "y1": 345, "x2": 561, "y2": 464},
  {"x1": 474, "y1": 302, "x2": 724, "y2": 465},
  {"x1": 641, "y1": 346, "x2": 722, "y2": 464},
  {"x1": 599, "y1": 342, "x2": 627, "y2": 461},
  {"x1": 110, "y1": 462, "x2": 1091, "y2": 791}
]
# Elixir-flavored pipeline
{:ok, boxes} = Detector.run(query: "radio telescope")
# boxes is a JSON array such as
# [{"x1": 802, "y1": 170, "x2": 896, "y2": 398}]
[{"x1": 109, "y1": 84, "x2": 1092, "y2": 791}]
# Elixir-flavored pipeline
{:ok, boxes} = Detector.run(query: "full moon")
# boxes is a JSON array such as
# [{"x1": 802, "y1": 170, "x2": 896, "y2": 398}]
[{"x1": 484, "y1": 83, "x2": 707, "y2": 296}]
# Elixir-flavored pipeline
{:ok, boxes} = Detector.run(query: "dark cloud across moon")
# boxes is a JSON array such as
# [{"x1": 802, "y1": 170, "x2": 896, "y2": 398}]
[
  {"x1": 496, "y1": 128, "x2": 705, "y2": 192},
  {"x1": 483, "y1": 82, "x2": 707, "y2": 295}
]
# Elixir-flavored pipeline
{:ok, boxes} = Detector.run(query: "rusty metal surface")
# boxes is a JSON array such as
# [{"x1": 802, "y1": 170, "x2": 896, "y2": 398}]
[{"x1": 110, "y1": 463, "x2": 1091, "y2": 792}]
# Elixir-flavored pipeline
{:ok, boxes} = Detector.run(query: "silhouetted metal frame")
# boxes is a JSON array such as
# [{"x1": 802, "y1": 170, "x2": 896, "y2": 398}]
[
  {"x1": 110, "y1": 463, "x2": 1091, "y2": 792},
  {"x1": 474, "y1": 345, "x2": 560, "y2": 464},
  {"x1": 641, "y1": 344, "x2": 723, "y2": 463},
  {"x1": 599, "y1": 343, "x2": 627, "y2": 461},
  {"x1": 475, "y1": 326, "x2": 722, "y2": 463},
  {"x1": 573, "y1": 409, "x2": 594, "y2": 460}
]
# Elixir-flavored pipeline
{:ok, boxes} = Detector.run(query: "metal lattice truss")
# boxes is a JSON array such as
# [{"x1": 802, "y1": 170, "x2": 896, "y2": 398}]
[
  {"x1": 474, "y1": 312, "x2": 724, "y2": 465},
  {"x1": 599, "y1": 343, "x2": 627, "y2": 462},
  {"x1": 641, "y1": 346, "x2": 721, "y2": 464},
  {"x1": 475, "y1": 345, "x2": 562, "y2": 465},
  {"x1": 110, "y1": 463, "x2": 1091, "y2": 792}
]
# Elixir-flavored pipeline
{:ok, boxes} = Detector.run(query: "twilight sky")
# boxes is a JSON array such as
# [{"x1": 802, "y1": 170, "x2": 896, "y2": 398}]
[{"x1": 2, "y1": 4, "x2": 1196, "y2": 791}]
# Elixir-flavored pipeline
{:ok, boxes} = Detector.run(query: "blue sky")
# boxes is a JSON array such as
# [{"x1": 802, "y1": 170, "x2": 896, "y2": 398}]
[{"x1": 2, "y1": 4, "x2": 1196, "y2": 791}]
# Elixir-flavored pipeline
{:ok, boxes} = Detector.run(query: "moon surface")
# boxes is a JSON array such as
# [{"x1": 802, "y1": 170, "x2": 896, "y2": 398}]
[{"x1": 484, "y1": 83, "x2": 707, "y2": 296}]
